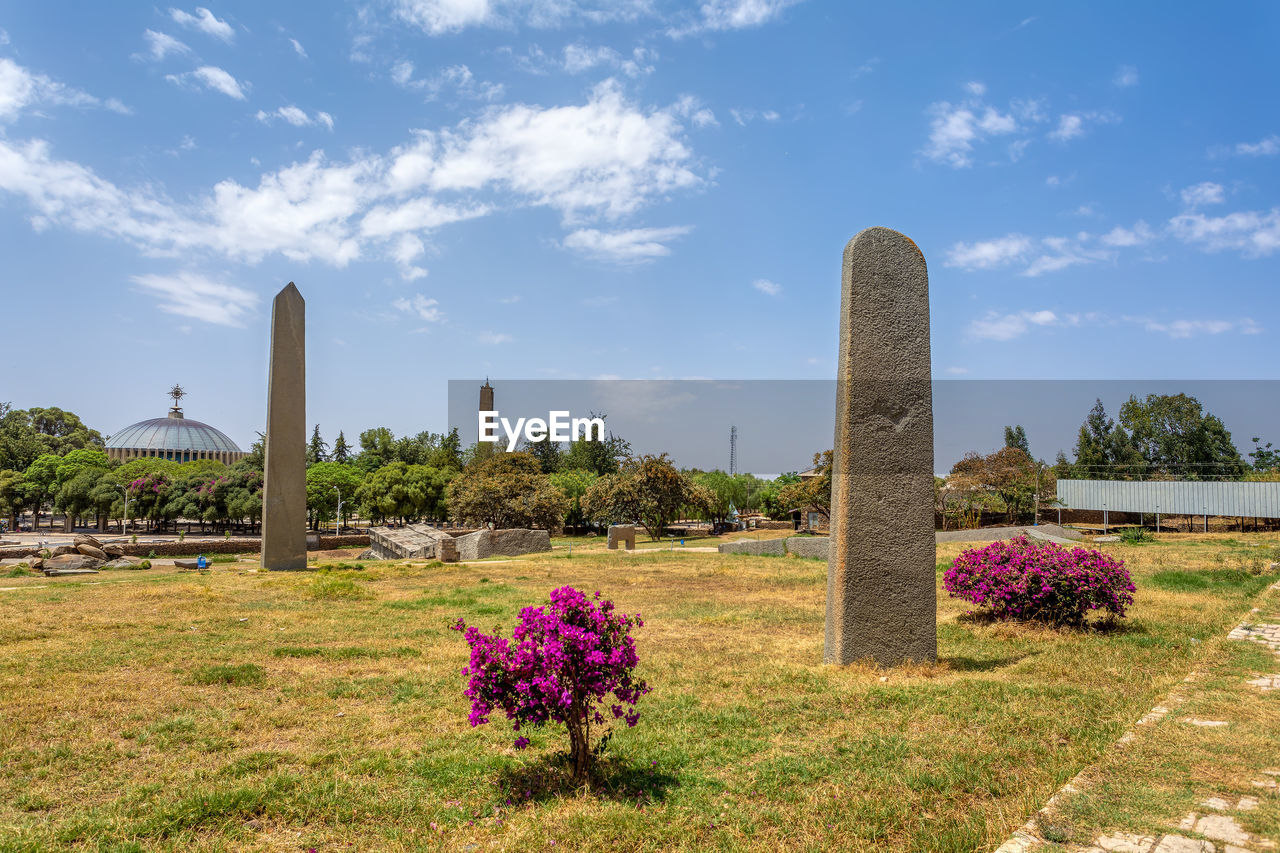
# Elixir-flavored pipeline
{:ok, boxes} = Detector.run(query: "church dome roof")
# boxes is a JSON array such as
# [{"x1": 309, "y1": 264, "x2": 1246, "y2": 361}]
[{"x1": 106, "y1": 417, "x2": 244, "y2": 454}]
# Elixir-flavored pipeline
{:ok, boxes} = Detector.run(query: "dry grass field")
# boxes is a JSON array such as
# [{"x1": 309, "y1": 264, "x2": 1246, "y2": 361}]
[{"x1": 0, "y1": 534, "x2": 1277, "y2": 851}]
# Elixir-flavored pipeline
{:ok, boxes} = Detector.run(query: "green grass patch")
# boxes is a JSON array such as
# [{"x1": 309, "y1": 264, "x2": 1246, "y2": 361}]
[{"x1": 190, "y1": 663, "x2": 265, "y2": 686}]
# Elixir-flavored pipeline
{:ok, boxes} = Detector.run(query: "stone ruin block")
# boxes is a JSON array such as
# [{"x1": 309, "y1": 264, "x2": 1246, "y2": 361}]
[{"x1": 607, "y1": 524, "x2": 636, "y2": 550}]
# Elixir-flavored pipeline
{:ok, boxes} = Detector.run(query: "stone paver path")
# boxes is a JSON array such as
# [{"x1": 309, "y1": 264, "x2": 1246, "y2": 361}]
[{"x1": 994, "y1": 582, "x2": 1280, "y2": 853}]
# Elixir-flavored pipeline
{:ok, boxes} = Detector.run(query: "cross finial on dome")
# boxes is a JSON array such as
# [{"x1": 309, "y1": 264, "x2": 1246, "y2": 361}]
[{"x1": 168, "y1": 384, "x2": 186, "y2": 419}]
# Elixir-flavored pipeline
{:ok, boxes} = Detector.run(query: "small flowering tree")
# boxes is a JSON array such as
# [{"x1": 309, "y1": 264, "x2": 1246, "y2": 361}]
[
  {"x1": 452, "y1": 586, "x2": 650, "y2": 783},
  {"x1": 944, "y1": 535, "x2": 1135, "y2": 626}
]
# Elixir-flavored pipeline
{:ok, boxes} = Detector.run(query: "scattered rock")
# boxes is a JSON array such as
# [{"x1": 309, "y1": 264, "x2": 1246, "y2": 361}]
[
  {"x1": 1096, "y1": 833, "x2": 1156, "y2": 853},
  {"x1": 44, "y1": 554, "x2": 103, "y2": 571},
  {"x1": 102, "y1": 544, "x2": 125, "y2": 557},
  {"x1": 355, "y1": 548, "x2": 375, "y2": 560},
  {"x1": 175, "y1": 559, "x2": 204, "y2": 571},
  {"x1": 76, "y1": 544, "x2": 108, "y2": 560},
  {"x1": 1193, "y1": 814, "x2": 1253, "y2": 846},
  {"x1": 102, "y1": 557, "x2": 146, "y2": 570},
  {"x1": 48, "y1": 545, "x2": 76, "y2": 557},
  {"x1": 73, "y1": 534, "x2": 102, "y2": 548},
  {"x1": 1153, "y1": 835, "x2": 1214, "y2": 853}
]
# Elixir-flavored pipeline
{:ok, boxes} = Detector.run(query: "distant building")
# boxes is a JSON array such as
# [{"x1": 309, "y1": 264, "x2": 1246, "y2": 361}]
[{"x1": 104, "y1": 386, "x2": 247, "y2": 465}]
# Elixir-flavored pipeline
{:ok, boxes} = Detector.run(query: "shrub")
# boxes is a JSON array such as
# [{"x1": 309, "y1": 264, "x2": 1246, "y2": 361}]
[
  {"x1": 452, "y1": 586, "x2": 650, "y2": 783},
  {"x1": 1119, "y1": 526, "x2": 1154, "y2": 544},
  {"x1": 944, "y1": 535, "x2": 1135, "y2": 626}
]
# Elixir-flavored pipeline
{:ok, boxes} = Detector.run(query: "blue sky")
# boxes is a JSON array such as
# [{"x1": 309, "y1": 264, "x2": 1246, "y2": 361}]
[{"x1": 0, "y1": 1, "x2": 1276, "y2": 457}]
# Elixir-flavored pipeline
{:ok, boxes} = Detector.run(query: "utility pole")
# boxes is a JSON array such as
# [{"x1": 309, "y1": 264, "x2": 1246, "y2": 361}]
[{"x1": 333, "y1": 485, "x2": 344, "y2": 534}]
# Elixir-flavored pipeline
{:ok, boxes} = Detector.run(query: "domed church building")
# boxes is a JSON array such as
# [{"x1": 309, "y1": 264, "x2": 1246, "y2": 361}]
[{"x1": 105, "y1": 386, "x2": 247, "y2": 465}]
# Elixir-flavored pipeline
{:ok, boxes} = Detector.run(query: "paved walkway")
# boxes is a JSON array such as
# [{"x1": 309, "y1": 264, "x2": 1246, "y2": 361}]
[{"x1": 995, "y1": 582, "x2": 1280, "y2": 853}]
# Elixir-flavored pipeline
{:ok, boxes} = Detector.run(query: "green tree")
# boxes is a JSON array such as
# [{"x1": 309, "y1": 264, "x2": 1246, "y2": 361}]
[
  {"x1": 305, "y1": 462, "x2": 364, "y2": 529},
  {"x1": 523, "y1": 434, "x2": 563, "y2": 474},
  {"x1": 357, "y1": 462, "x2": 452, "y2": 524},
  {"x1": 21, "y1": 454, "x2": 61, "y2": 531},
  {"x1": 581, "y1": 454, "x2": 698, "y2": 540},
  {"x1": 1118, "y1": 393, "x2": 1245, "y2": 479},
  {"x1": 548, "y1": 467, "x2": 598, "y2": 528},
  {"x1": 1073, "y1": 399, "x2": 1143, "y2": 479},
  {"x1": 0, "y1": 469, "x2": 25, "y2": 531},
  {"x1": 448, "y1": 453, "x2": 566, "y2": 530},
  {"x1": 1249, "y1": 437, "x2": 1279, "y2": 472},
  {"x1": 1003, "y1": 424, "x2": 1030, "y2": 456},
  {"x1": 52, "y1": 448, "x2": 111, "y2": 529},
  {"x1": 307, "y1": 424, "x2": 330, "y2": 466},
  {"x1": 356, "y1": 427, "x2": 396, "y2": 473},
  {"x1": 332, "y1": 430, "x2": 353, "y2": 464},
  {"x1": 561, "y1": 413, "x2": 631, "y2": 476},
  {"x1": 776, "y1": 450, "x2": 833, "y2": 521},
  {"x1": 1, "y1": 404, "x2": 104, "y2": 471}
]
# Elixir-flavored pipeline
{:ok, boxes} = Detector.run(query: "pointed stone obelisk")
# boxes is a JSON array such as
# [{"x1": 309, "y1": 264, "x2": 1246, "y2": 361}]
[
  {"x1": 824, "y1": 228, "x2": 936, "y2": 666},
  {"x1": 262, "y1": 282, "x2": 308, "y2": 571}
]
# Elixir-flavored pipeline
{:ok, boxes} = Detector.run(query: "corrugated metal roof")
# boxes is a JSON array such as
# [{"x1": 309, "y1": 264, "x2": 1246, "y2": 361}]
[
  {"x1": 1057, "y1": 479, "x2": 1280, "y2": 518},
  {"x1": 105, "y1": 417, "x2": 244, "y2": 454}
]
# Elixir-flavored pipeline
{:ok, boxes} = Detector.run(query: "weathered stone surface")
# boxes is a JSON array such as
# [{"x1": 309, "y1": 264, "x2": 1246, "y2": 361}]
[
  {"x1": 786, "y1": 537, "x2": 829, "y2": 560},
  {"x1": 73, "y1": 534, "x2": 102, "y2": 548},
  {"x1": 1095, "y1": 833, "x2": 1156, "y2": 853},
  {"x1": 1152, "y1": 836, "x2": 1214, "y2": 853},
  {"x1": 368, "y1": 525, "x2": 453, "y2": 560},
  {"x1": 101, "y1": 543, "x2": 125, "y2": 557},
  {"x1": 825, "y1": 227, "x2": 936, "y2": 666},
  {"x1": 0, "y1": 546, "x2": 39, "y2": 559},
  {"x1": 355, "y1": 548, "x2": 376, "y2": 560},
  {"x1": 43, "y1": 567, "x2": 100, "y2": 576},
  {"x1": 454, "y1": 529, "x2": 491, "y2": 561},
  {"x1": 175, "y1": 559, "x2": 205, "y2": 570},
  {"x1": 262, "y1": 282, "x2": 308, "y2": 571},
  {"x1": 43, "y1": 554, "x2": 102, "y2": 571},
  {"x1": 607, "y1": 525, "x2": 636, "y2": 550},
  {"x1": 437, "y1": 537, "x2": 458, "y2": 563},
  {"x1": 49, "y1": 545, "x2": 76, "y2": 557},
  {"x1": 718, "y1": 538, "x2": 787, "y2": 556},
  {"x1": 102, "y1": 557, "x2": 146, "y2": 570},
  {"x1": 453, "y1": 529, "x2": 551, "y2": 560},
  {"x1": 76, "y1": 544, "x2": 108, "y2": 560}
]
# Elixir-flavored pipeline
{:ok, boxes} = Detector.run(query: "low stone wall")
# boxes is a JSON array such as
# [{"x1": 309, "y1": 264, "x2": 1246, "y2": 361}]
[
  {"x1": 753, "y1": 520, "x2": 795, "y2": 530},
  {"x1": 718, "y1": 538, "x2": 788, "y2": 557},
  {"x1": 455, "y1": 529, "x2": 552, "y2": 561},
  {"x1": 112, "y1": 533, "x2": 369, "y2": 558},
  {"x1": 783, "y1": 537, "x2": 829, "y2": 559}
]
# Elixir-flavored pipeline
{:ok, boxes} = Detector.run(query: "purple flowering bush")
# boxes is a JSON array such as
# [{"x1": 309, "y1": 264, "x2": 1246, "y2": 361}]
[
  {"x1": 944, "y1": 535, "x2": 1135, "y2": 626},
  {"x1": 452, "y1": 586, "x2": 650, "y2": 783}
]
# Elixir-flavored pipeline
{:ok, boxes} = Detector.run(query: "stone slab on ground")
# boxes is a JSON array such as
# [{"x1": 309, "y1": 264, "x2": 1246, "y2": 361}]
[
  {"x1": 454, "y1": 529, "x2": 551, "y2": 561},
  {"x1": 606, "y1": 524, "x2": 636, "y2": 550},
  {"x1": 368, "y1": 525, "x2": 455, "y2": 561},
  {"x1": 44, "y1": 554, "x2": 102, "y2": 571},
  {"x1": 42, "y1": 567, "x2": 99, "y2": 576}
]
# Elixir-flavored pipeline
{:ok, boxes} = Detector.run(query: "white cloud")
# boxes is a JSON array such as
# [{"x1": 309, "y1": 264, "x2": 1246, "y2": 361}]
[
  {"x1": 752, "y1": 278, "x2": 781, "y2": 296},
  {"x1": 729, "y1": 107, "x2": 780, "y2": 126},
  {"x1": 1047, "y1": 111, "x2": 1117, "y2": 143},
  {"x1": 1180, "y1": 181, "x2": 1225, "y2": 208},
  {"x1": 166, "y1": 65, "x2": 248, "y2": 100},
  {"x1": 1168, "y1": 208, "x2": 1280, "y2": 257},
  {"x1": 670, "y1": 0, "x2": 804, "y2": 35},
  {"x1": 948, "y1": 229, "x2": 1125, "y2": 276},
  {"x1": 1113, "y1": 65, "x2": 1139, "y2": 87},
  {"x1": 169, "y1": 7, "x2": 234, "y2": 42},
  {"x1": 968, "y1": 311, "x2": 1041, "y2": 341},
  {"x1": 563, "y1": 44, "x2": 655, "y2": 77},
  {"x1": 562, "y1": 225, "x2": 692, "y2": 262},
  {"x1": 477, "y1": 330, "x2": 513, "y2": 344},
  {"x1": 391, "y1": 62, "x2": 504, "y2": 102},
  {"x1": 1099, "y1": 220, "x2": 1154, "y2": 247},
  {"x1": 131, "y1": 271, "x2": 257, "y2": 327},
  {"x1": 1234, "y1": 135, "x2": 1280, "y2": 157},
  {"x1": 392, "y1": 293, "x2": 444, "y2": 323},
  {"x1": 1141, "y1": 318, "x2": 1253, "y2": 338},
  {"x1": 393, "y1": 0, "x2": 493, "y2": 34},
  {"x1": 0, "y1": 28, "x2": 8, "y2": 46},
  {"x1": 139, "y1": 30, "x2": 192, "y2": 61},
  {"x1": 964, "y1": 81, "x2": 986, "y2": 96},
  {"x1": 289, "y1": 38, "x2": 307, "y2": 58},
  {"x1": 923, "y1": 96, "x2": 1020, "y2": 167},
  {"x1": 256, "y1": 105, "x2": 334, "y2": 130},
  {"x1": 0, "y1": 81, "x2": 706, "y2": 278},
  {"x1": 671, "y1": 95, "x2": 717, "y2": 128},
  {"x1": 944, "y1": 234, "x2": 1032, "y2": 270},
  {"x1": 0, "y1": 58, "x2": 130, "y2": 121}
]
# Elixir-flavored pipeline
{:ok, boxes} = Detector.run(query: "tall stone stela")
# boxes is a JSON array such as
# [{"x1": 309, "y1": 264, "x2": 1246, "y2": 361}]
[
  {"x1": 824, "y1": 228, "x2": 937, "y2": 666},
  {"x1": 262, "y1": 282, "x2": 308, "y2": 571}
]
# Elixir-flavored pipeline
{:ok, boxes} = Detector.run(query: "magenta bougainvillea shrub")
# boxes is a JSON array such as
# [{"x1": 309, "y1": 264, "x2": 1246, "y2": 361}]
[
  {"x1": 944, "y1": 535, "x2": 1135, "y2": 626},
  {"x1": 452, "y1": 586, "x2": 650, "y2": 782}
]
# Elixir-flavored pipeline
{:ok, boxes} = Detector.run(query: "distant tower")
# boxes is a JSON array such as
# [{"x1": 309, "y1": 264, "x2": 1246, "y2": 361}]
[
  {"x1": 167, "y1": 384, "x2": 187, "y2": 419},
  {"x1": 729, "y1": 425, "x2": 738, "y2": 475},
  {"x1": 479, "y1": 378, "x2": 494, "y2": 413}
]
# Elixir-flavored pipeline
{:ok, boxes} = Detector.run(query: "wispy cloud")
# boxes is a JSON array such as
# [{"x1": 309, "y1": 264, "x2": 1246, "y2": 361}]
[
  {"x1": 752, "y1": 278, "x2": 781, "y2": 296},
  {"x1": 289, "y1": 37, "x2": 307, "y2": 58},
  {"x1": 0, "y1": 58, "x2": 130, "y2": 121},
  {"x1": 729, "y1": 107, "x2": 780, "y2": 126},
  {"x1": 968, "y1": 309, "x2": 1065, "y2": 341},
  {"x1": 255, "y1": 105, "x2": 334, "y2": 129},
  {"x1": 392, "y1": 293, "x2": 444, "y2": 323},
  {"x1": 477, "y1": 330, "x2": 514, "y2": 344},
  {"x1": 1047, "y1": 111, "x2": 1117, "y2": 143},
  {"x1": 166, "y1": 65, "x2": 248, "y2": 99},
  {"x1": 131, "y1": 271, "x2": 257, "y2": 326},
  {"x1": 390, "y1": 61, "x2": 504, "y2": 102},
  {"x1": 1180, "y1": 181, "x2": 1225, "y2": 208},
  {"x1": 1113, "y1": 65, "x2": 1139, "y2": 87},
  {"x1": 1168, "y1": 208, "x2": 1280, "y2": 257},
  {"x1": 563, "y1": 225, "x2": 692, "y2": 262},
  {"x1": 138, "y1": 29, "x2": 191, "y2": 61},
  {"x1": 669, "y1": 0, "x2": 805, "y2": 36},
  {"x1": 169, "y1": 7, "x2": 234, "y2": 42},
  {"x1": 563, "y1": 43, "x2": 656, "y2": 77}
]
